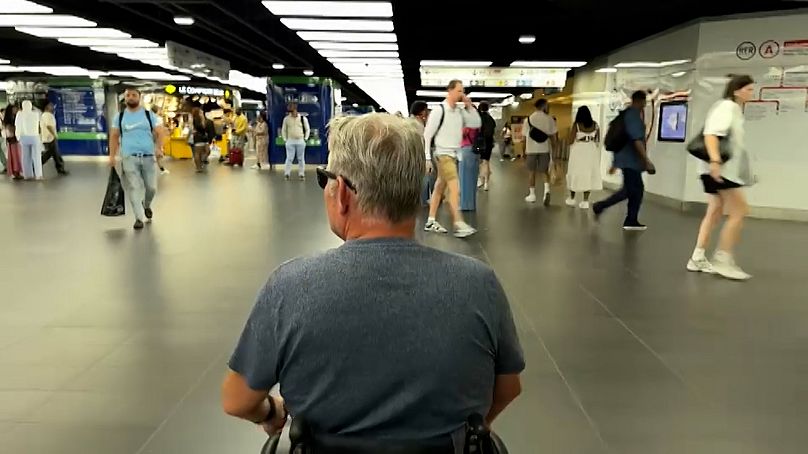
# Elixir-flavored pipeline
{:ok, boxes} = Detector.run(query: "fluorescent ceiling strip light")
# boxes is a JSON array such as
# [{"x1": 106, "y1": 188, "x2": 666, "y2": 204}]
[
  {"x1": 281, "y1": 18, "x2": 393, "y2": 32},
  {"x1": 173, "y1": 16, "x2": 194, "y2": 26},
  {"x1": 614, "y1": 62, "x2": 660, "y2": 68},
  {"x1": 671, "y1": 71, "x2": 687, "y2": 78},
  {"x1": 468, "y1": 92, "x2": 512, "y2": 99},
  {"x1": 519, "y1": 93, "x2": 534, "y2": 99},
  {"x1": 595, "y1": 67, "x2": 617, "y2": 73},
  {"x1": 297, "y1": 31, "x2": 396, "y2": 42},
  {"x1": 420, "y1": 60, "x2": 492, "y2": 67},
  {"x1": 59, "y1": 38, "x2": 159, "y2": 48},
  {"x1": 106, "y1": 49, "x2": 167, "y2": 56},
  {"x1": 263, "y1": 1, "x2": 392, "y2": 18},
  {"x1": 110, "y1": 71, "x2": 190, "y2": 81},
  {"x1": 272, "y1": 63, "x2": 285, "y2": 69},
  {"x1": 0, "y1": 65, "x2": 22, "y2": 72},
  {"x1": 0, "y1": 15, "x2": 96, "y2": 27},
  {"x1": 518, "y1": 35, "x2": 536, "y2": 44},
  {"x1": 5, "y1": 0, "x2": 53, "y2": 13},
  {"x1": 0, "y1": 59, "x2": 10, "y2": 64},
  {"x1": 17, "y1": 66, "x2": 91, "y2": 76},
  {"x1": 310, "y1": 41, "x2": 397, "y2": 51},
  {"x1": 329, "y1": 58, "x2": 400, "y2": 65},
  {"x1": 510, "y1": 61, "x2": 585, "y2": 68},
  {"x1": 16, "y1": 27, "x2": 131, "y2": 38},
  {"x1": 659, "y1": 59, "x2": 691, "y2": 67},
  {"x1": 415, "y1": 90, "x2": 447, "y2": 97},
  {"x1": 318, "y1": 50, "x2": 399, "y2": 58}
]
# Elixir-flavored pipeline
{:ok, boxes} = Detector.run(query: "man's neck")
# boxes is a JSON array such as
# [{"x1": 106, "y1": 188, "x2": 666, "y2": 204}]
[
  {"x1": 344, "y1": 219, "x2": 416, "y2": 242},
  {"x1": 445, "y1": 97, "x2": 457, "y2": 109},
  {"x1": 126, "y1": 106, "x2": 140, "y2": 113}
]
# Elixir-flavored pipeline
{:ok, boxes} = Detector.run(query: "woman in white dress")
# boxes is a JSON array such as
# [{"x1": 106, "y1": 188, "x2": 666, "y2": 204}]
[
  {"x1": 687, "y1": 74, "x2": 756, "y2": 280},
  {"x1": 565, "y1": 106, "x2": 602, "y2": 209}
]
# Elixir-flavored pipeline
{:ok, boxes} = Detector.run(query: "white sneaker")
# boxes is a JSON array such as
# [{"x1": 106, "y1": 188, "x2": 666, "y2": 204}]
[
  {"x1": 160, "y1": 169, "x2": 170, "y2": 175},
  {"x1": 712, "y1": 255, "x2": 752, "y2": 280},
  {"x1": 686, "y1": 258, "x2": 715, "y2": 274},
  {"x1": 250, "y1": 164, "x2": 260, "y2": 170},
  {"x1": 565, "y1": 198, "x2": 576, "y2": 207},
  {"x1": 453, "y1": 222, "x2": 477, "y2": 238},
  {"x1": 483, "y1": 181, "x2": 489, "y2": 192},
  {"x1": 424, "y1": 220, "x2": 448, "y2": 234},
  {"x1": 525, "y1": 193, "x2": 537, "y2": 203},
  {"x1": 579, "y1": 201, "x2": 590, "y2": 210},
  {"x1": 477, "y1": 178, "x2": 484, "y2": 189}
]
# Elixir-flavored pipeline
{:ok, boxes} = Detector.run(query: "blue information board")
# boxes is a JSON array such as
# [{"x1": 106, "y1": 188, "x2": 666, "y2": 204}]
[{"x1": 48, "y1": 87, "x2": 108, "y2": 155}]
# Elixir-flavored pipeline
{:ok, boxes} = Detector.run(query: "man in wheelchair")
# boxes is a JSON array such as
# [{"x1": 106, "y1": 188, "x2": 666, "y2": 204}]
[{"x1": 222, "y1": 113, "x2": 525, "y2": 453}]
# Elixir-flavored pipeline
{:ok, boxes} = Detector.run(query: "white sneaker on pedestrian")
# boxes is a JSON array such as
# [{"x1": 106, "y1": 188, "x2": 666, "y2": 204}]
[
  {"x1": 160, "y1": 168, "x2": 170, "y2": 175},
  {"x1": 453, "y1": 222, "x2": 477, "y2": 238},
  {"x1": 250, "y1": 164, "x2": 260, "y2": 170},
  {"x1": 712, "y1": 253, "x2": 752, "y2": 280},
  {"x1": 477, "y1": 178, "x2": 484, "y2": 189},
  {"x1": 686, "y1": 258, "x2": 715, "y2": 274},
  {"x1": 483, "y1": 181, "x2": 489, "y2": 191},
  {"x1": 565, "y1": 198, "x2": 576, "y2": 207},
  {"x1": 579, "y1": 201, "x2": 590, "y2": 210},
  {"x1": 424, "y1": 219, "x2": 448, "y2": 234},
  {"x1": 525, "y1": 193, "x2": 537, "y2": 203}
]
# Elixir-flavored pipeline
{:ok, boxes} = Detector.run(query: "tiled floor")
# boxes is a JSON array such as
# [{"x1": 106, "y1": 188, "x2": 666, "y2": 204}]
[{"x1": 1, "y1": 157, "x2": 807, "y2": 454}]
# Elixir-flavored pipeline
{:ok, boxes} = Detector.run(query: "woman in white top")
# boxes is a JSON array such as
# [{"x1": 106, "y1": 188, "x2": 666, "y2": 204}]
[
  {"x1": 565, "y1": 106, "x2": 602, "y2": 209},
  {"x1": 687, "y1": 75, "x2": 756, "y2": 280}
]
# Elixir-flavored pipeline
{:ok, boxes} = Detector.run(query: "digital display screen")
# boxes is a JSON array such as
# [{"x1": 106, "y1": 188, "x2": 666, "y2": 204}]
[{"x1": 658, "y1": 102, "x2": 688, "y2": 142}]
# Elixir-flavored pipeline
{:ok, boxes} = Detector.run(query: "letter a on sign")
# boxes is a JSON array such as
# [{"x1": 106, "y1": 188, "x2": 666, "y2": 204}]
[{"x1": 760, "y1": 40, "x2": 780, "y2": 59}]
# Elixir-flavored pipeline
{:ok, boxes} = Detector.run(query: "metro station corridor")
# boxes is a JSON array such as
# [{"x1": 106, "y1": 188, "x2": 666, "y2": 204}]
[{"x1": 1, "y1": 159, "x2": 806, "y2": 454}]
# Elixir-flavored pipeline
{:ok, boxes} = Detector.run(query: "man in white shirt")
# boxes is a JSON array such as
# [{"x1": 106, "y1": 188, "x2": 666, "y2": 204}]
[
  {"x1": 281, "y1": 102, "x2": 310, "y2": 181},
  {"x1": 40, "y1": 101, "x2": 68, "y2": 175},
  {"x1": 423, "y1": 80, "x2": 481, "y2": 238},
  {"x1": 522, "y1": 99, "x2": 558, "y2": 205}
]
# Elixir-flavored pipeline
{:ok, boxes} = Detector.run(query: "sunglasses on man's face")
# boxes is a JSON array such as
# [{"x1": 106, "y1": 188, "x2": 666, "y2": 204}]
[{"x1": 316, "y1": 167, "x2": 357, "y2": 193}]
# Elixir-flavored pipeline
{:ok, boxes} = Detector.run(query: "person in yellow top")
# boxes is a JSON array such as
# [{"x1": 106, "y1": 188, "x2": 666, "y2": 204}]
[{"x1": 233, "y1": 108, "x2": 249, "y2": 151}]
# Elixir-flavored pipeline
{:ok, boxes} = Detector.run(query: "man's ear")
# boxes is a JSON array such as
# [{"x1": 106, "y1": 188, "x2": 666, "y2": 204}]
[{"x1": 337, "y1": 178, "x2": 352, "y2": 215}]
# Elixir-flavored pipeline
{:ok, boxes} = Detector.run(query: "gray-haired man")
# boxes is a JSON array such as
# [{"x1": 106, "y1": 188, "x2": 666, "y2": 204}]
[{"x1": 222, "y1": 113, "x2": 524, "y2": 450}]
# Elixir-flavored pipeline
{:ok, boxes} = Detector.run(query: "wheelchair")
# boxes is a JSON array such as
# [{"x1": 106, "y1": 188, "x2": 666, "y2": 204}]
[{"x1": 261, "y1": 414, "x2": 508, "y2": 454}]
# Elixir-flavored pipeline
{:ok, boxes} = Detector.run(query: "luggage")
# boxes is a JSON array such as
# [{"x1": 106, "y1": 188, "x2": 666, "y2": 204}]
[{"x1": 228, "y1": 147, "x2": 244, "y2": 166}]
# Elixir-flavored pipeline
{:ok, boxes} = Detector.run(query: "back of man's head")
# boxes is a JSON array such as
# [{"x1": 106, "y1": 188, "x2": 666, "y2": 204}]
[
  {"x1": 327, "y1": 113, "x2": 423, "y2": 224},
  {"x1": 410, "y1": 100, "x2": 428, "y2": 117},
  {"x1": 534, "y1": 98, "x2": 548, "y2": 112},
  {"x1": 631, "y1": 90, "x2": 647, "y2": 104},
  {"x1": 478, "y1": 101, "x2": 490, "y2": 113}
]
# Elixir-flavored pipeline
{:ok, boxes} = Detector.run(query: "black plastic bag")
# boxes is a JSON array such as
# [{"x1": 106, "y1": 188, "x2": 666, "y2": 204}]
[{"x1": 101, "y1": 168, "x2": 126, "y2": 216}]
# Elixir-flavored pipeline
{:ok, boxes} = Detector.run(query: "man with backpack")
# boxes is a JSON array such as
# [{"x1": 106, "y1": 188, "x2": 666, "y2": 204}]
[
  {"x1": 109, "y1": 88, "x2": 165, "y2": 230},
  {"x1": 522, "y1": 99, "x2": 558, "y2": 205},
  {"x1": 423, "y1": 80, "x2": 481, "y2": 238},
  {"x1": 593, "y1": 90, "x2": 655, "y2": 231}
]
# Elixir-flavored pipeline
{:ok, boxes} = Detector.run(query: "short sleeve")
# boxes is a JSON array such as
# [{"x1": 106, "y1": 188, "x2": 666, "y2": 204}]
[
  {"x1": 625, "y1": 109, "x2": 645, "y2": 141},
  {"x1": 148, "y1": 111, "x2": 159, "y2": 129},
  {"x1": 487, "y1": 272, "x2": 525, "y2": 375},
  {"x1": 547, "y1": 116, "x2": 558, "y2": 135},
  {"x1": 704, "y1": 101, "x2": 733, "y2": 137},
  {"x1": 113, "y1": 112, "x2": 122, "y2": 130},
  {"x1": 228, "y1": 278, "x2": 281, "y2": 391}
]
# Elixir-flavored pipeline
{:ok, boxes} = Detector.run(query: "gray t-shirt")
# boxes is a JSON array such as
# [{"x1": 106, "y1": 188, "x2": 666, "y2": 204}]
[{"x1": 229, "y1": 238, "x2": 524, "y2": 441}]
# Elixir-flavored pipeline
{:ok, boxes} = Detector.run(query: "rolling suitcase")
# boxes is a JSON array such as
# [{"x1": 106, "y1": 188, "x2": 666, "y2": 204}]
[{"x1": 228, "y1": 147, "x2": 244, "y2": 167}]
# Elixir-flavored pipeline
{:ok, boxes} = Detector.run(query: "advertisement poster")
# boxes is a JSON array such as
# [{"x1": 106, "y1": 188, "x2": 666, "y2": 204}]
[{"x1": 48, "y1": 87, "x2": 107, "y2": 155}]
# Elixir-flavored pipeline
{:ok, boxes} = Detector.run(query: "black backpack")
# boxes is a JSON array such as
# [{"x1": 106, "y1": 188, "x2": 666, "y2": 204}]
[
  {"x1": 526, "y1": 117, "x2": 549, "y2": 143},
  {"x1": 604, "y1": 110, "x2": 630, "y2": 152}
]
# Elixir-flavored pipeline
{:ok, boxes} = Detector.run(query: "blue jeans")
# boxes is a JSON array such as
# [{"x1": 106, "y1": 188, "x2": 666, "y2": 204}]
[
  {"x1": 458, "y1": 146, "x2": 479, "y2": 211},
  {"x1": 121, "y1": 155, "x2": 157, "y2": 222},
  {"x1": 285, "y1": 140, "x2": 306, "y2": 177},
  {"x1": 594, "y1": 168, "x2": 644, "y2": 225}
]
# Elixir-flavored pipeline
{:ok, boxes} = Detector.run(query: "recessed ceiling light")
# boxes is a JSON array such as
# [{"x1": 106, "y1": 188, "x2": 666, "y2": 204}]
[
  {"x1": 173, "y1": 16, "x2": 195, "y2": 26},
  {"x1": 352, "y1": 103, "x2": 359, "y2": 108},
  {"x1": 5, "y1": 0, "x2": 53, "y2": 13},
  {"x1": 310, "y1": 42, "x2": 398, "y2": 51},
  {"x1": 263, "y1": 1, "x2": 393, "y2": 18},
  {"x1": 280, "y1": 18, "x2": 393, "y2": 32},
  {"x1": 0, "y1": 15, "x2": 96, "y2": 27},
  {"x1": 347, "y1": 79, "x2": 353, "y2": 84},
  {"x1": 518, "y1": 35, "x2": 536, "y2": 44},
  {"x1": 510, "y1": 61, "x2": 586, "y2": 68},
  {"x1": 15, "y1": 27, "x2": 131, "y2": 38},
  {"x1": 595, "y1": 67, "x2": 618, "y2": 73},
  {"x1": 420, "y1": 60, "x2": 492, "y2": 67},
  {"x1": 303, "y1": 69, "x2": 314, "y2": 76},
  {"x1": 272, "y1": 63, "x2": 285, "y2": 70},
  {"x1": 297, "y1": 31, "x2": 396, "y2": 42},
  {"x1": 519, "y1": 93, "x2": 533, "y2": 99},
  {"x1": 58, "y1": 38, "x2": 159, "y2": 48}
]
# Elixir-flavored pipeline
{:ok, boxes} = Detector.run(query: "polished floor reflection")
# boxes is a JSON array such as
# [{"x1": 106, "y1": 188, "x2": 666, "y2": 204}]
[{"x1": 1, "y1": 157, "x2": 807, "y2": 454}]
